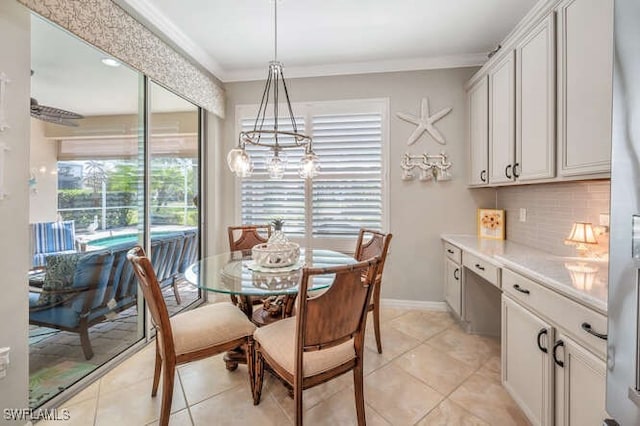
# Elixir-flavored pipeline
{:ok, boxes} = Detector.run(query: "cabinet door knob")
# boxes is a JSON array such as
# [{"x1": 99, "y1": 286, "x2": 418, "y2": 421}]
[
  {"x1": 536, "y1": 328, "x2": 548, "y2": 353},
  {"x1": 480, "y1": 170, "x2": 487, "y2": 183},
  {"x1": 553, "y1": 340, "x2": 564, "y2": 368},
  {"x1": 474, "y1": 263, "x2": 485, "y2": 271},
  {"x1": 513, "y1": 162, "x2": 520, "y2": 178},
  {"x1": 581, "y1": 322, "x2": 608, "y2": 340},
  {"x1": 505, "y1": 164, "x2": 513, "y2": 179},
  {"x1": 454, "y1": 268, "x2": 460, "y2": 280},
  {"x1": 513, "y1": 284, "x2": 530, "y2": 294}
]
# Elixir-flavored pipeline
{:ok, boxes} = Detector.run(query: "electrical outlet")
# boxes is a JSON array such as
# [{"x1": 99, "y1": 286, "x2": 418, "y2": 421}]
[
  {"x1": 519, "y1": 208, "x2": 527, "y2": 222},
  {"x1": 600, "y1": 213, "x2": 610, "y2": 227}
]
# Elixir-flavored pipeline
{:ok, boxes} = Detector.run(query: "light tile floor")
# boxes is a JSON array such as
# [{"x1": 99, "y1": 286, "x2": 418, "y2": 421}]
[
  {"x1": 38, "y1": 306, "x2": 530, "y2": 426},
  {"x1": 29, "y1": 282, "x2": 200, "y2": 408}
]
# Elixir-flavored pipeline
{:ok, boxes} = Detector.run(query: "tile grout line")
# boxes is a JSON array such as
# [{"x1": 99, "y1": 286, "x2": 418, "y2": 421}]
[
  {"x1": 92, "y1": 378, "x2": 102, "y2": 426},
  {"x1": 365, "y1": 400, "x2": 393, "y2": 425},
  {"x1": 176, "y1": 369, "x2": 196, "y2": 426}
]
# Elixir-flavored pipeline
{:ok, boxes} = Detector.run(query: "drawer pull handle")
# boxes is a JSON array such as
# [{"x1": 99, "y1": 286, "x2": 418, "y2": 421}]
[
  {"x1": 453, "y1": 268, "x2": 460, "y2": 280},
  {"x1": 536, "y1": 328, "x2": 548, "y2": 353},
  {"x1": 513, "y1": 284, "x2": 530, "y2": 295},
  {"x1": 553, "y1": 340, "x2": 564, "y2": 368},
  {"x1": 447, "y1": 249, "x2": 454, "y2": 254},
  {"x1": 475, "y1": 264, "x2": 485, "y2": 271},
  {"x1": 581, "y1": 322, "x2": 608, "y2": 340}
]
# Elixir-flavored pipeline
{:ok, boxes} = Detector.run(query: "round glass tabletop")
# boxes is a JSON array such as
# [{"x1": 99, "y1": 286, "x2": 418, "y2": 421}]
[{"x1": 184, "y1": 248, "x2": 356, "y2": 297}]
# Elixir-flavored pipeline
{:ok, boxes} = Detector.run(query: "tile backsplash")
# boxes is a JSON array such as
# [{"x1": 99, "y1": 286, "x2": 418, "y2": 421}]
[{"x1": 496, "y1": 180, "x2": 610, "y2": 256}]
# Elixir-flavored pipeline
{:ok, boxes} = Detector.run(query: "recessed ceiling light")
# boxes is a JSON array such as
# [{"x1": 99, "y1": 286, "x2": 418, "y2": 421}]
[{"x1": 101, "y1": 58, "x2": 121, "y2": 67}]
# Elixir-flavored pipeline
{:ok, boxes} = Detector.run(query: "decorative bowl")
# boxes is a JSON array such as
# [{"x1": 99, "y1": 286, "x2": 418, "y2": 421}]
[{"x1": 251, "y1": 242, "x2": 300, "y2": 268}]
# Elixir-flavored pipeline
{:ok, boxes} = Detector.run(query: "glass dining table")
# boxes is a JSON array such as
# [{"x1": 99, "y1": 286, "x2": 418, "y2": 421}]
[
  {"x1": 184, "y1": 248, "x2": 357, "y2": 324},
  {"x1": 184, "y1": 248, "x2": 357, "y2": 370}
]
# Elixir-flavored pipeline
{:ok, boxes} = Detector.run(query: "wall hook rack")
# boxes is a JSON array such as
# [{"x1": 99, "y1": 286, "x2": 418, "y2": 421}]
[{"x1": 400, "y1": 152, "x2": 452, "y2": 182}]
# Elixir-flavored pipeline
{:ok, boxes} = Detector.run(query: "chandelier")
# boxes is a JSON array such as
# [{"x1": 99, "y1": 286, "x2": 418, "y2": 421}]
[{"x1": 227, "y1": 1, "x2": 319, "y2": 180}]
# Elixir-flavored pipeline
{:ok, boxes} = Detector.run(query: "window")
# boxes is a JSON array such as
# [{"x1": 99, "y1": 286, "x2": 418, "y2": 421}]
[{"x1": 237, "y1": 99, "x2": 388, "y2": 250}]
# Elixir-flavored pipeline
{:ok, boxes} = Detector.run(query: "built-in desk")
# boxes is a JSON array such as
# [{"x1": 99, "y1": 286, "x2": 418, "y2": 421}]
[
  {"x1": 441, "y1": 234, "x2": 609, "y2": 425},
  {"x1": 441, "y1": 234, "x2": 608, "y2": 316}
]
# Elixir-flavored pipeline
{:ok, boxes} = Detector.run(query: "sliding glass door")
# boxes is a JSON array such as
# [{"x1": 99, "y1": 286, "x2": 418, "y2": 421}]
[
  {"x1": 148, "y1": 80, "x2": 201, "y2": 315},
  {"x1": 28, "y1": 14, "x2": 203, "y2": 409}
]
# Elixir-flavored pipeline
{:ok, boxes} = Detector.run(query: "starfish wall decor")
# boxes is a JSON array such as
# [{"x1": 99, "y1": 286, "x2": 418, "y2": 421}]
[{"x1": 396, "y1": 97, "x2": 452, "y2": 146}]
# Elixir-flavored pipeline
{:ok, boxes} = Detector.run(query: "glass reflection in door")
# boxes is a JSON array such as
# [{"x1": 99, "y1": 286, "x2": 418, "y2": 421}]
[
  {"x1": 148, "y1": 81, "x2": 202, "y2": 314},
  {"x1": 28, "y1": 14, "x2": 145, "y2": 408}
]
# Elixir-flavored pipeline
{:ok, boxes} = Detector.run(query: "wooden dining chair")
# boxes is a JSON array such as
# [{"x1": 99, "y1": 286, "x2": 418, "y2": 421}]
[
  {"x1": 227, "y1": 224, "x2": 272, "y2": 307},
  {"x1": 127, "y1": 246, "x2": 256, "y2": 426},
  {"x1": 355, "y1": 229, "x2": 393, "y2": 354},
  {"x1": 228, "y1": 224, "x2": 272, "y2": 254},
  {"x1": 253, "y1": 257, "x2": 381, "y2": 426}
]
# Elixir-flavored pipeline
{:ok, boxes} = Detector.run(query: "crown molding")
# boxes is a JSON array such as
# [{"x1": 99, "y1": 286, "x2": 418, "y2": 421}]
[
  {"x1": 114, "y1": 0, "x2": 227, "y2": 81},
  {"x1": 223, "y1": 53, "x2": 487, "y2": 82},
  {"x1": 114, "y1": 1, "x2": 486, "y2": 83}
]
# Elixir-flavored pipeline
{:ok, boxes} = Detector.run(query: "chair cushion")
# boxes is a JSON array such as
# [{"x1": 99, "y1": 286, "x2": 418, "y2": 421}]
[
  {"x1": 254, "y1": 317, "x2": 356, "y2": 378},
  {"x1": 171, "y1": 302, "x2": 256, "y2": 356}
]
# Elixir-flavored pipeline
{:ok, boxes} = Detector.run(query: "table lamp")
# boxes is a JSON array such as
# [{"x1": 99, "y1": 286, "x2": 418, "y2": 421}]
[{"x1": 565, "y1": 221, "x2": 598, "y2": 257}]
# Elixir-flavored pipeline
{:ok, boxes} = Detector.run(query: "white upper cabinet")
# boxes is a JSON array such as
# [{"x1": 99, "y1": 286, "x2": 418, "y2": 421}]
[
  {"x1": 488, "y1": 51, "x2": 516, "y2": 184},
  {"x1": 467, "y1": 76, "x2": 489, "y2": 186},
  {"x1": 465, "y1": 0, "x2": 613, "y2": 186},
  {"x1": 557, "y1": 0, "x2": 613, "y2": 176},
  {"x1": 516, "y1": 14, "x2": 556, "y2": 182}
]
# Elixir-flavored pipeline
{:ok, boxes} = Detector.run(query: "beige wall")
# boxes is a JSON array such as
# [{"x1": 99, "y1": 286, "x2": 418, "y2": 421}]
[
  {"x1": 0, "y1": 0, "x2": 30, "y2": 418},
  {"x1": 29, "y1": 118, "x2": 58, "y2": 223},
  {"x1": 204, "y1": 111, "x2": 228, "y2": 258},
  {"x1": 223, "y1": 69, "x2": 495, "y2": 303}
]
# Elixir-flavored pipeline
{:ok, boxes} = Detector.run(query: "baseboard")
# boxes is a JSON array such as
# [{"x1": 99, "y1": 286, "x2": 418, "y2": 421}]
[{"x1": 380, "y1": 298, "x2": 449, "y2": 312}]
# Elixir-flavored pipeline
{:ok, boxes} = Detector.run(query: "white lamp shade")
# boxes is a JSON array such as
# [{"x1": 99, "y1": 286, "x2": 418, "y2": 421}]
[{"x1": 565, "y1": 222, "x2": 598, "y2": 245}]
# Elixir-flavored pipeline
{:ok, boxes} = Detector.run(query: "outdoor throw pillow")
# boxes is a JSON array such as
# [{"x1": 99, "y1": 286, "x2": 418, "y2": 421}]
[{"x1": 37, "y1": 253, "x2": 81, "y2": 306}]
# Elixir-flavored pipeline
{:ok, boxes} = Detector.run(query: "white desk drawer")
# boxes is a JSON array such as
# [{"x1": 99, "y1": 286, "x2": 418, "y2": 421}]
[
  {"x1": 463, "y1": 252, "x2": 500, "y2": 288},
  {"x1": 443, "y1": 242, "x2": 462, "y2": 264},
  {"x1": 502, "y1": 268, "x2": 607, "y2": 359}
]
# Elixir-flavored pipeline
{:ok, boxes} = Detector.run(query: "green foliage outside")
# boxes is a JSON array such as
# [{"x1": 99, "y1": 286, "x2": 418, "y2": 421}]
[
  {"x1": 58, "y1": 159, "x2": 199, "y2": 230},
  {"x1": 58, "y1": 189, "x2": 136, "y2": 229}
]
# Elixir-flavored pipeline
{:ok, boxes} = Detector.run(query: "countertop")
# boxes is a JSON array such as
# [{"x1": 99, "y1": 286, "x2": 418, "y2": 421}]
[{"x1": 441, "y1": 234, "x2": 608, "y2": 315}]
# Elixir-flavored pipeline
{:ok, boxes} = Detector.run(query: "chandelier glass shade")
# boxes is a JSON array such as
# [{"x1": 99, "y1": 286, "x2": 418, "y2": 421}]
[{"x1": 227, "y1": 3, "x2": 319, "y2": 179}]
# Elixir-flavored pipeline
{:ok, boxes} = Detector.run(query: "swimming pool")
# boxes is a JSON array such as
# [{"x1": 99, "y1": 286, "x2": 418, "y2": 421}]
[{"x1": 84, "y1": 231, "x2": 181, "y2": 248}]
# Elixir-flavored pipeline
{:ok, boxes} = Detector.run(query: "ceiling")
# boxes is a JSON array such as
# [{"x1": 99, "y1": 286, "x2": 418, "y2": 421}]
[
  {"x1": 31, "y1": 15, "x2": 197, "y2": 117},
  {"x1": 118, "y1": 0, "x2": 538, "y2": 82},
  {"x1": 31, "y1": 0, "x2": 538, "y2": 116}
]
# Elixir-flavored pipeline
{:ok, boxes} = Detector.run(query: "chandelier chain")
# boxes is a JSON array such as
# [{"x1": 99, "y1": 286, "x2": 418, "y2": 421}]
[
  {"x1": 274, "y1": 0, "x2": 278, "y2": 63},
  {"x1": 227, "y1": 0, "x2": 319, "y2": 179}
]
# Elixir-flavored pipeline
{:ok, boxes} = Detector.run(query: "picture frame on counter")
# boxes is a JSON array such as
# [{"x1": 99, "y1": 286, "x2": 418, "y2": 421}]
[{"x1": 477, "y1": 208, "x2": 505, "y2": 240}]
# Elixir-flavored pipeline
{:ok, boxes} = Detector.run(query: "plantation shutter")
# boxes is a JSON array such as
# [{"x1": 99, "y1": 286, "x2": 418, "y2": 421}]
[
  {"x1": 239, "y1": 118, "x2": 306, "y2": 237},
  {"x1": 311, "y1": 113, "x2": 383, "y2": 237}
]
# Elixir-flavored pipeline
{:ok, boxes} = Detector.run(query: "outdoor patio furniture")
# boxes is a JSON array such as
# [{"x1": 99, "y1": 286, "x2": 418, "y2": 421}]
[
  {"x1": 31, "y1": 220, "x2": 77, "y2": 268},
  {"x1": 28, "y1": 229, "x2": 198, "y2": 360}
]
